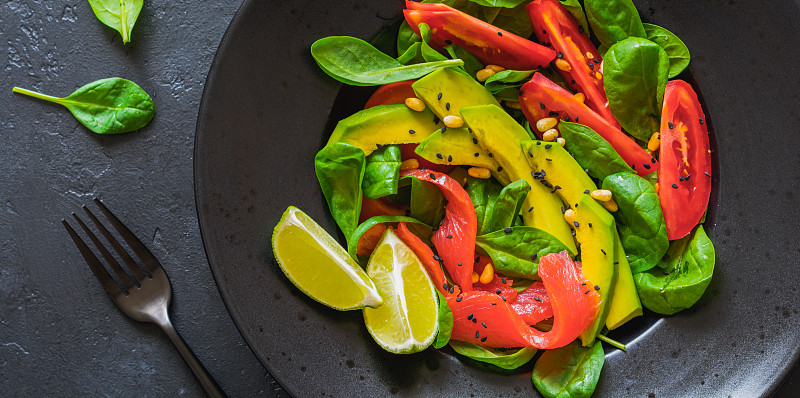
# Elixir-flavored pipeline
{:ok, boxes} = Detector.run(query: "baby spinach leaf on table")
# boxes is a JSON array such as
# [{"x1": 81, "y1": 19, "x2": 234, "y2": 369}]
[
  {"x1": 311, "y1": 36, "x2": 464, "y2": 86},
  {"x1": 484, "y1": 70, "x2": 535, "y2": 94},
  {"x1": 434, "y1": 290, "x2": 454, "y2": 349},
  {"x1": 315, "y1": 143, "x2": 366, "y2": 244},
  {"x1": 409, "y1": 177, "x2": 446, "y2": 226},
  {"x1": 88, "y1": 0, "x2": 142, "y2": 44},
  {"x1": 476, "y1": 226, "x2": 571, "y2": 279},
  {"x1": 347, "y1": 215, "x2": 430, "y2": 261},
  {"x1": 12, "y1": 77, "x2": 153, "y2": 135},
  {"x1": 482, "y1": 180, "x2": 531, "y2": 234},
  {"x1": 643, "y1": 23, "x2": 691, "y2": 79},
  {"x1": 634, "y1": 225, "x2": 715, "y2": 315},
  {"x1": 532, "y1": 340, "x2": 604, "y2": 398},
  {"x1": 450, "y1": 340, "x2": 537, "y2": 370},
  {"x1": 603, "y1": 37, "x2": 670, "y2": 142},
  {"x1": 444, "y1": 44, "x2": 485, "y2": 77},
  {"x1": 418, "y1": 24, "x2": 450, "y2": 63},
  {"x1": 558, "y1": 122, "x2": 635, "y2": 181},
  {"x1": 397, "y1": 20, "x2": 422, "y2": 56},
  {"x1": 397, "y1": 43, "x2": 424, "y2": 65},
  {"x1": 464, "y1": 176, "x2": 503, "y2": 235},
  {"x1": 602, "y1": 172, "x2": 668, "y2": 273},
  {"x1": 362, "y1": 145, "x2": 402, "y2": 200},
  {"x1": 558, "y1": 0, "x2": 590, "y2": 39},
  {"x1": 584, "y1": 0, "x2": 645, "y2": 49}
]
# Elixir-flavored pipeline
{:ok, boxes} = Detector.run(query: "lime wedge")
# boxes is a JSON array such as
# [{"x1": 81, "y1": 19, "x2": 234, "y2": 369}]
[
  {"x1": 363, "y1": 228, "x2": 439, "y2": 354},
  {"x1": 272, "y1": 206, "x2": 382, "y2": 310}
]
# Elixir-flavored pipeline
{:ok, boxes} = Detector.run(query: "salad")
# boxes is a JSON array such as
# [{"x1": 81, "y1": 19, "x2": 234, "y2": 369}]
[{"x1": 272, "y1": 0, "x2": 715, "y2": 396}]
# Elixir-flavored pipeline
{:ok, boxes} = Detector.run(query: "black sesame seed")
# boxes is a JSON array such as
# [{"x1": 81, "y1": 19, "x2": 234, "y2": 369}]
[
  {"x1": 491, "y1": 302, "x2": 497, "y2": 305},
  {"x1": 650, "y1": 113, "x2": 657, "y2": 118},
  {"x1": 433, "y1": 115, "x2": 440, "y2": 124},
  {"x1": 467, "y1": 313, "x2": 473, "y2": 320},
  {"x1": 475, "y1": 257, "x2": 480, "y2": 263},
  {"x1": 631, "y1": 164, "x2": 636, "y2": 170},
  {"x1": 496, "y1": 290, "x2": 502, "y2": 295},
  {"x1": 672, "y1": 183, "x2": 678, "y2": 189},
  {"x1": 482, "y1": 322, "x2": 487, "y2": 328},
  {"x1": 578, "y1": 25, "x2": 584, "y2": 33},
  {"x1": 584, "y1": 290, "x2": 590, "y2": 294},
  {"x1": 531, "y1": 253, "x2": 537, "y2": 260},
  {"x1": 557, "y1": 51, "x2": 563, "y2": 59},
  {"x1": 481, "y1": 336, "x2": 487, "y2": 342},
  {"x1": 540, "y1": 103, "x2": 546, "y2": 109},
  {"x1": 472, "y1": 137, "x2": 478, "y2": 144},
  {"x1": 668, "y1": 122, "x2": 674, "y2": 129},
  {"x1": 651, "y1": 157, "x2": 657, "y2": 163},
  {"x1": 497, "y1": 166, "x2": 503, "y2": 172},
  {"x1": 442, "y1": 283, "x2": 449, "y2": 290},
  {"x1": 570, "y1": 80, "x2": 576, "y2": 85},
  {"x1": 601, "y1": 248, "x2": 606, "y2": 255},
  {"x1": 501, "y1": 277, "x2": 506, "y2": 284},
  {"x1": 528, "y1": 206, "x2": 534, "y2": 212},
  {"x1": 679, "y1": 176, "x2": 685, "y2": 182},
  {"x1": 474, "y1": 152, "x2": 479, "y2": 157},
  {"x1": 436, "y1": 153, "x2": 443, "y2": 159},
  {"x1": 582, "y1": 282, "x2": 587, "y2": 285},
  {"x1": 588, "y1": 222, "x2": 592, "y2": 228},
  {"x1": 584, "y1": 190, "x2": 590, "y2": 194},
  {"x1": 699, "y1": 118, "x2": 704, "y2": 125},
  {"x1": 574, "y1": 221, "x2": 579, "y2": 227},
  {"x1": 613, "y1": 261, "x2": 619, "y2": 265},
  {"x1": 594, "y1": 285, "x2": 600, "y2": 291},
  {"x1": 472, "y1": 318, "x2": 477, "y2": 323},
  {"x1": 545, "y1": 144, "x2": 552, "y2": 149},
  {"x1": 543, "y1": 29, "x2": 547, "y2": 34},
  {"x1": 445, "y1": 102, "x2": 451, "y2": 111},
  {"x1": 433, "y1": 254, "x2": 441, "y2": 261},
  {"x1": 488, "y1": 153, "x2": 493, "y2": 157},
  {"x1": 589, "y1": 62, "x2": 594, "y2": 70},
  {"x1": 564, "y1": 116, "x2": 571, "y2": 122},
  {"x1": 497, "y1": 31, "x2": 503, "y2": 36},
  {"x1": 705, "y1": 171, "x2": 711, "y2": 177},
  {"x1": 456, "y1": 296, "x2": 463, "y2": 302},
  {"x1": 643, "y1": 163, "x2": 651, "y2": 169},
  {"x1": 593, "y1": 59, "x2": 600, "y2": 63},
  {"x1": 444, "y1": 39, "x2": 452, "y2": 45},
  {"x1": 534, "y1": 296, "x2": 541, "y2": 302},
  {"x1": 409, "y1": 129, "x2": 416, "y2": 134},
  {"x1": 501, "y1": 296, "x2": 506, "y2": 301},
  {"x1": 437, "y1": 92, "x2": 443, "y2": 100},
  {"x1": 546, "y1": 158, "x2": 552, "y2": 161},
  {"x1": 476, "y1": 331, "x2": 480, "y2": 338},
  {"x1": 446, "y1": 234, "x2": 453, "y2": 239},
  {"x1": 441, "y1": 126, "x2": 447, "y2": 133},
  {"x1": 685, "y1": 174, "x2": 691, "y2": 180},
  {"x1": 574, "y1": 116, "x2": 579, "y2": 123},
  {"x1": 503, "y1": 227, "x2": 512, "y2": 234},
  {"x1": 429, "y1": 173, "x2": 436, "y2": 179},
  {"x1": 376, "y1": 144, "x2": 383, "y2": 149},
  {"x1": 448, "y1": 155, "x2": 452, "y2": 162}
]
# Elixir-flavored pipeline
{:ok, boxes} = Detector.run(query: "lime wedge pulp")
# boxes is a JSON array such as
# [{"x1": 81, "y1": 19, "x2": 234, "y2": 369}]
[
  {"x1": 272, "y1": 206, "x2": 382, "y2": 310},
  {"x1": 363, "y1": 228, "x2": 439, "y2": 354}
]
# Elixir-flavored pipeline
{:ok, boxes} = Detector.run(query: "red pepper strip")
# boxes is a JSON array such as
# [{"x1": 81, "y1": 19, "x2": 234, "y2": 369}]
[
  {"x1": 364, "y1": 80, "x2": 417, "y2": 109},
  {"x1": 446, "y1": 251, "x2": 598, "y2": 349},
  {"x1": 357, "y1": 197, "x2": 408, "y2": 256},
  {"x1": 658, "y1": 80, "x2": 712, "y2": 240},
  {"x1": 404, "y1": 0, "x2": 556, "y2": 70},
  {"x1": 395, "y1": 222, "x2": 460, "y2": 297},
  {"x1": 527, "y1": 0, "x2": 620, "y2": 129},
  {"x1": 509, "y1": 281, "x2": 553, "y2": 326},
  {"x1": 400, "y1": 169, "x2": 477, "y2": 292},
  {"x1": 474, "y1": 270, "x2": 517, "y2": 303},
  {"x1": 519, "y1": 72, "x2": 658, "y2": 176}
]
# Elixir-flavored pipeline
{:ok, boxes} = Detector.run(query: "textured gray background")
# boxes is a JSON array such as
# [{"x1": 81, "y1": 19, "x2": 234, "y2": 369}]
[
  {"x1": 1, "y1": 0, "x2": 799, "y2": 397},
  {"x1": 1, "y1": 1, "x2": 284, "y2": 396}
]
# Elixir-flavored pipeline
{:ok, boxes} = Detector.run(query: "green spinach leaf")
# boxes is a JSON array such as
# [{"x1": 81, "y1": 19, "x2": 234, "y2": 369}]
[
  {"x1": 314, "y1": 143, "x2": 366, "y2": 244},
  {"x1": 602, "y1": 172, "x2": 668, "y2": 273},
  {"x1": 347, "y1": 215, "x2": 429, "y2": 261},
  {"x1": 465, "y1": 0, "x2": 527, "y2": 8},
  {"x1": 443, "y1": 44, "x2": 485, "y2": 77},
  {"x1": 12, "y1": 77, "x2": 154, "y2": 134},
  {"x1": 362, "y1": 145, "x2": 402, "y2": 200},
  {"x1": 634, "y1": 225, "x2": 715, "y2": 315},
  {"x1": 397, "y1": 20, "x2": 422, "y2": 56},
  {"x1": 489, "y1": 1, "x2": 535, "y2": 38},
  {"x1": 532, "y1": 340, "x2": 604, "y2": 398},
  {"x1": 397, "y1": 43, "x2": 424, "y2": 65},
  {"x1": 311, "y1": 36, "x2": 463, "y2": 86},
  {"x1": 409, "y1": 177, "x2": 446, "y2": 226},
  {"x1": 482, "y1": 180, "x2": 530, "y2": 234},
  {"x1": 449, "y1": 340, "x2": 537, "y2": 370},
  {"x1": 643, "y1": 23, "x2": 690, "y2": 79},
  {"x1": 434, "y1": 290, "x2": 454, "y2": 349},
  {"x1": 476, "y1": 226, "x2": 571, "y2": 279},
  {"x1": 418, "y1": 24, "x2": 450, "y2": 63},
  {"x1": 558, "y1": 0, "x2": 590, "y2": 39},
  {"x1": 558, "y1": 122, "x2": 635, "y2": 181},
  {"x1": 88, "y1": 0, "x2": 143, "y2": 44},
  {"x1": 464, "y1": 176, "x2": 503, "y2": 235},
  {"x1": 603, "y1": 37, "x2": 670, "y2": 141},
  {"x1": 484, "y1": 70, "x2": 535, "y2": 94},
  {"x1": 584, "y1": 0, "x2": 645, "y2": 49}
]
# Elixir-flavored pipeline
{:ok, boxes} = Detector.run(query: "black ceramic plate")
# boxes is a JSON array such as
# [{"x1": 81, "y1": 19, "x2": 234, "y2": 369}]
[{"x1": 195, "y1": 1, "x2": 800, "y2": 396}]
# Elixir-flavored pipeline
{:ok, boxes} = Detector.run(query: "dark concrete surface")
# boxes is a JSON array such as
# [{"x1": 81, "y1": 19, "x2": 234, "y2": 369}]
[{"x1": 1, "y1": 1, "x2": 285, "y2": 396}]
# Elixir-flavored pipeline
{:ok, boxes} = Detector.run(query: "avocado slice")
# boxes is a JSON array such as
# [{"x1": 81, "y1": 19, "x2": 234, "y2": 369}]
[
  {"x1": 327, "y1": 104, "x2": 442, "y2": 156},
  {"x1": 414, "y1": 127, "x2": 510, "y2": 184},
  {"x1": 412, "y1": 67, "x2": 500, "y2": 119},
  {"x1": 574, "y1": 195, "x2": 618, "y2": 346},
  {"x1": 461, "y1": 105, "x2": 576, "y2": 253},
  {"x1": 521, "y1": 140, "x2": 642, "y2": 331}
]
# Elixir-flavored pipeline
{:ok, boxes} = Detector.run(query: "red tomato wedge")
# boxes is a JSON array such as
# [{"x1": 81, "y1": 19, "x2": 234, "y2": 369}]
[
  {"x1": 446, "y1": 251, "x2": 598, "y2": 349},
  {"x1": 519, "y1": 72, "x2": 658, "y2": 176},
  {"x1": 527, "y1": 0, "x2": 620, "y2": 128},
  {"x1": 396, "y1": 222, "x2": 460, "y2": 297},
  {"x1": 404, "y1": 0, "x2": 556, "y2": 70},
  {"x1": 364, "y1": 80, "x2": 417, "y2": 109},
  {"x1": 509, "y1": 281, "x2": 553, "y2": 326},
  {"x1": 658, "y1": 80, "x2": 712, "y2": 240},
  {"x1": 400, "y1": 169, "x2": 477, "y2": 292}
]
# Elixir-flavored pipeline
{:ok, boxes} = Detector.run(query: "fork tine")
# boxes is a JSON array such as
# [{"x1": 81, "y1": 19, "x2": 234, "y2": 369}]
[
  {"x1": 74, "y1": 210, "x2": 138, "y2": 292},
  {"x1": 93, "y1": 198, "x2": 161, "y2": 274},
  {"x1": 82, "y1": 205, "x2": 149, "y2": 283},
  {"x1": 62, "y1": 219, "x2": 124, "y2": 297}
]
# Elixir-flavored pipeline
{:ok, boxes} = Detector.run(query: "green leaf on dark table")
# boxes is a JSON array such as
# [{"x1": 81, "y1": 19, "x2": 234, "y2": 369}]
[
  {"x1": 602, "y1": 172, "x2": 668, "y2": 273},
  {"x1": 481, "y1": 180, "x2": 530, "y2": 234},
  {"x1": 633, "y1": 225, "x2": 715, "y2": 315},
  {"x1": 311, "y1": 36, "x2": 464, "y2": 86},
  {"x1": 449, "y1": 340, "x2": 537, "y2": 370},
  {"x1": 418, "y1": 23, "x2": 450, "y2": 63},
  {"x1": 397, "y1": 20, "x2": 422, "y2": 56},
  {"x1": 314, "y1": 143, "x2": 366, "y2": 244},
  {"x1": 603, "y1": 37, "x2": 670, "y2": 141},
  {"x1": 443, "y1": 44, "x2": 485, "y2": 77},
  {"x1": 464, "y1": 176, "x2": 503, "y2": 235},
  {"x1": 476, "y1": 226, "x2": 571, "y2": 279},
  {"x1": 643, "y1": 23, "x2": 690, "y2": 79},
  {"x1": 532, "y1": 340, "x2": 604, "y2": 398},
  {"x1": 584, "y1": 0, "x2": 645, "y2": 49},
  {"x1": 88, "y1": 0, "x2": 143, "y2": 44},
  {"x1": 433, "y1": 290, "x2": 454, "y2": 349},
  {"x1": 483, "y1": 70, "x2": 535, "y2": 94},
  {"x1": 558, "y1": 122, "x2": 635, "y2": 181},
  {"x1": 12, "y1": 77, "x2": 154, "y2": 134},
  {"x1": 362, "y1": 145, "x2": 402, "y2": 200},
  {"x1": 558, "y1": 0, "x2": 591, "y2": 39}
]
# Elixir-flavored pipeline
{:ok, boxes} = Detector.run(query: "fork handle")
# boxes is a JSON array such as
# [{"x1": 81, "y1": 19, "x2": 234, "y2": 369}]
[{"x1": 158, "y1": 319, "x2": 227, "y2": 398}]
